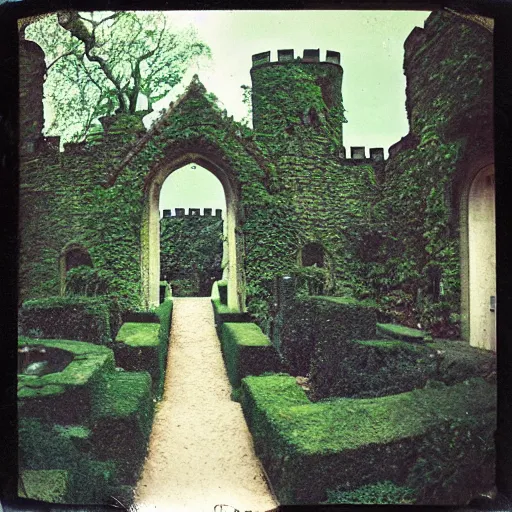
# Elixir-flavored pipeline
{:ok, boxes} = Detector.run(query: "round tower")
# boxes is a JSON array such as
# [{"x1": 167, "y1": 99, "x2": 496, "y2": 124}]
[
  {"x1": 250, "y1": 49, "x2": 345, "y2": 142},
  {"x1": 19, "y1": 39, "x2": 46, "y2": 154}
]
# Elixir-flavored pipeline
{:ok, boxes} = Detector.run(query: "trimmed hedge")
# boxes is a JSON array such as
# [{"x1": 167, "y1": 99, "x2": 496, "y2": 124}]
[
  {"x1": 19, "y1": 296, "x2": 113, "y2": 344},
  {"x1": 218, "y1": 280, "x2": 228, "y2": 305},
  {"x1": 313, "y1": 339, "x2": 440, "y2": 398},
  {"x1": 220, "y1": 322, "x2": 281, "y2": 388},
  {"x1": 91, "y1": 371, "x2": 154, "y2": 485},
  {"x1": 18, "y1": 337, "x2": 115, "y2": 424},
  {"x1": 113, "y1": 299, "x2": 173, "y2": 399},
  {"x1": 211, "y1": 298, "x2": 252, "y2": 331},
  {"x1": 240, "y1": 373, "x2": 496, "y2": 505},
  {"x1": 279, "y1": 296, "x2": 377, "y2": 379},
  {"x1": 18, "y1": 418, "x2": 119, "y2": 504}
]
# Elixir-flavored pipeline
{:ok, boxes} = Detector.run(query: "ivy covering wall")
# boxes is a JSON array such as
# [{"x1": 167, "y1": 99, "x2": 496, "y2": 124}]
[
  {"x1": 364, "y1": 11, "x2": 493, "y2": 336},
  {"x1": 19, "y1": 11, "x2": 493, "y2": 338},
  {"x1": 160, "y1": 215, "x2": 223, "y2": 296}
]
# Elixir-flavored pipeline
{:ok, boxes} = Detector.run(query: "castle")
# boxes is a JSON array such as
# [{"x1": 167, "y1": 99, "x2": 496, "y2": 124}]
[{"x1": 19, "y1": 10, "x2": 494, "y2": 350}]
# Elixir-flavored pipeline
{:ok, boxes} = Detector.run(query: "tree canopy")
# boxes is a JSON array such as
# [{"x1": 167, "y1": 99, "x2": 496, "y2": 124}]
[{"x1": 25, "y1": 11, "x2": 211, "y2": 142}]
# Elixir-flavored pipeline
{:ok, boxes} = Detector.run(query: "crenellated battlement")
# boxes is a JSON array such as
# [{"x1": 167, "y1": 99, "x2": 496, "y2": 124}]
[
  {"x1": 338, "y1": 146, "x2": 386, "y2": 162},
  {"x1": 161, "y1": 208, "x2": 223, "y2": 219},
  {"x1": 251, "y1": 49, "x2": 341, "y2": 67}
]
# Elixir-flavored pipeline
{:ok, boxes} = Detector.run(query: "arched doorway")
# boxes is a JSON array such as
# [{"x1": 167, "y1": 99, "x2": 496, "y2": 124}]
[
  {"x1": 159, "y1": 164, "x2": 226, "y2": 298},
  {"x1": 467, "y1": 164, "x2": 496, "y2": 351},
  {"x1": 142, "y1": 152, "x2": 243, "y2": 311}
]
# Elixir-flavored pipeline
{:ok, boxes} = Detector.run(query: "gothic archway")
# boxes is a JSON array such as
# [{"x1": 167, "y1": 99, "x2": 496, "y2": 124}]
[{"x1": 141, "y1": 152, "x2": 244, "y2": 311}]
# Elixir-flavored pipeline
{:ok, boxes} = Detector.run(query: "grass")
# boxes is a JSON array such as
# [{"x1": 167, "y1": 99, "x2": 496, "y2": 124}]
[
  {"x1": 115, "y1": 322, "x2": 160, "y2": 347},
  {"x1": 377, "y1": 323, "x2": 426, "y2": 341}
]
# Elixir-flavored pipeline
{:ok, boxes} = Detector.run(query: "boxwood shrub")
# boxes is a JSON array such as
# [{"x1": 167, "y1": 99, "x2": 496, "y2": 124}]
[
  {"x1": 217, "y1": 280, "x2": 228, "y2": 305},
  {"x1": 18, "y1": 418, "x2": 119, "y2": 504},
  {"x1": 313, "y1": 339, "x2": 440, "y2": 399},
  {"x1": 240, "y1": 374, "x2": 496, "y2": 505},
  {"x1": 220, "y1": 322, "x2": 281, "y2": 388},
  {"x1": 19, "y1": 296, "x2": 113, "y2": 344}
]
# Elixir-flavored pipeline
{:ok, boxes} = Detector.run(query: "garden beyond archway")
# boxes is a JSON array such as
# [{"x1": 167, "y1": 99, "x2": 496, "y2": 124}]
[{"x1": 142, "y1": 152, "x2": 243, "y2": 311}]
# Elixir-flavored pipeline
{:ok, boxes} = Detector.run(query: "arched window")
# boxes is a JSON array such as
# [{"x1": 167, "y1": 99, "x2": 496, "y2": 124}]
[
  {"x1": 59, "y1": 244, "x2": 93, "y2": 295},
  {"x1": 301, "y1": 242, "x2": 325, "y2": 268},
  {"x1": 65, "y1": 247, "x2": 93, "y2": 272}
]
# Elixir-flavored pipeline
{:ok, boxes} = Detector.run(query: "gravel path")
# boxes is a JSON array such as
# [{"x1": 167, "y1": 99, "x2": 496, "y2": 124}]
[{"x1": 133, "y1": 298, "x2": 278, "y2": 512}]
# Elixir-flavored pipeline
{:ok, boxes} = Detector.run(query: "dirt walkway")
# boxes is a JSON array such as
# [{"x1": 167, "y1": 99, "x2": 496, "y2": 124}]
[{"x1": 133, "y1": 298, "x2": 278, "y2": 512}]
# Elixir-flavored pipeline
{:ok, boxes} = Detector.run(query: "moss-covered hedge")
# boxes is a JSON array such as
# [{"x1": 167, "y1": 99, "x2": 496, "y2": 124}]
[
  {"x1": 279, "y1": 296, "x2": 377, "y2": 377},
  {"x1": 240, "y1": 373, "x2": 496, "y2": 505},
  {"x1": 19, "y1": 296, "x2": 113, "y2": 344},
  {"x1": 91, "y1": 371, "x2": 154, "y2": 485},
  {"x1": 220, "y1": 322, "x2": 281, "y2": 388}
]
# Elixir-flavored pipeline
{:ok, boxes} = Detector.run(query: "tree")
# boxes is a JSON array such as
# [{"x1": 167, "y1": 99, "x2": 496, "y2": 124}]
[{"x1": 25, "y1": 11, "x2": 211, "y2": 142}]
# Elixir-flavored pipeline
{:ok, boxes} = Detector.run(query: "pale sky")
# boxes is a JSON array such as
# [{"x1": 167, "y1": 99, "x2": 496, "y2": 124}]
[{"x1": 156, "y1": 10, "x2": 431, "y2": 216}]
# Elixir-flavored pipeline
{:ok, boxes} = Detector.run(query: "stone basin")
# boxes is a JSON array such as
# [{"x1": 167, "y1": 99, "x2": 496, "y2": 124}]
[{"x1": 18, "y1": 345, "x2": 74, "y2": 376}]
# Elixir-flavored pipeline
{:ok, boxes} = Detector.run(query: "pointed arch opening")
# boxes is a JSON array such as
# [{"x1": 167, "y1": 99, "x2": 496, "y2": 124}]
[
  {"x1": 159, "y1": 164, "x2": 226, "y2": 297},
  {"x1": 142, "y1": 152, "x2": 244, "y2": 311}
]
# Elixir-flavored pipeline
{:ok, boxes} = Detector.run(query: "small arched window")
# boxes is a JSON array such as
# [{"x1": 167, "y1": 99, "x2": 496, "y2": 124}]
[
  {"x1": 301, "y1": 242, "x2": 325, "y2": 268},
  {"x1": 59, "y1": 244, "x2": 93, "y2": 295},
  {"x1": 65, "y1": 248, "x2": 93, "y2": 272}
]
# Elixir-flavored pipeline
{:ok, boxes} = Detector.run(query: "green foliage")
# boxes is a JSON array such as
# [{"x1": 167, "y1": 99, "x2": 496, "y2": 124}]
[
  {"x1": 279, "y1": 296, "x2": 377, "y2": 390},
  {"x1": 406, "y1": 413, "x2": 496, "y2": 504},
  {"x1": 325, "y1": 338, "x2": 439, "y2": 398},
  {"x1": 160, "y1": 216, "x2": 224, "y2": 297},
  {"x1": 220, "y1": 322, "x2": 281, "y2": 388},
  {"x1": 376, "y1": 322, "x2": 427, "y2": 342},
  {"x1": 26, "y1": 12, "x2": 211, "y2": 142},
  {"x1": 113, "y1": 319, "x2": 169, "y2": 398},
  {"x1": 18, "y1": 418, "x2": 119, "y2": 503},
  {"x1": 325, "y1": 481, "x2": 417, "y2": 504},
  {"x1": 211, "y1": 298, "x2": 252, "y2": 331}
]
